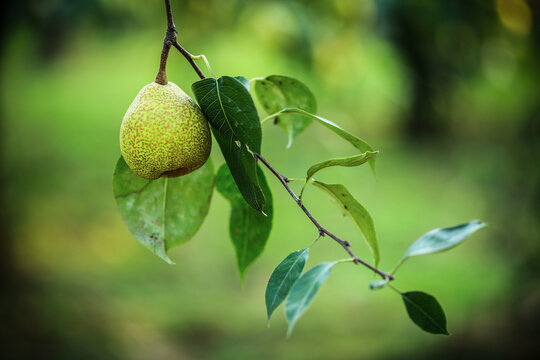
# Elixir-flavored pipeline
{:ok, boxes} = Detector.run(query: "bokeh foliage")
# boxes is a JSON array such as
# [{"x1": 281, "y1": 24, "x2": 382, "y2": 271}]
[{"x1": 1, "y1": 0, "x2": 539, "y2": 359}]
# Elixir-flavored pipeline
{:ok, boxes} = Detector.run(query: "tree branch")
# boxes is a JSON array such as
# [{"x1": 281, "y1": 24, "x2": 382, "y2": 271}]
[
  {"x1": 160, "y1": 0, "x2": 393, "y2": 281},
  {"x1": 155, "y1": 0, "x2": 205, "y2": 84},
  {"x1": 253, "y1": 152, "x2": 394, "y2": 281}
]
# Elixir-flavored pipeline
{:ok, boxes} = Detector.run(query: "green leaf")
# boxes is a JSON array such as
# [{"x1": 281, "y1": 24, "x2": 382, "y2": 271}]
[
  {"x1": 265, "y1": 107, "x2": 376, "y2": 173},
  {"x1": 193, "y1": 76, "x2": 265, "y2": 212},
  {"x1": 113, "y1": 156, "x2": 214, "y2": 264},
  {"x1": 254, "y1": 75, "x2": 317, "y2": 148},
  {"x1": 285, "y1": 261, "x2": 337, "y2": 337},
  {"x1": 402, "y1": 291, "x2": 449, "y2": 335},
  {"x1": 212, "y1": 130, "x2": 266, "y2": 212},
  {"x1": 369, "y1": 279, "x2": 388, "y2": 290},
  {"x1": 312, "y1": 181, "x2": 380, "y2": 267},
  {"x1": 193, "y1": 76, "x2": 261, "y2": 152},
  {"x1": 404, "y1": 220, "x2": 486, "y2": 258},
  {"x1": 306, "y1": 151, "x2": 378, "y2": 180},
  {"x1": 265, "y1": 248, "x2": 309, "y2": 322},
  {"x1": 216, "y1": 163, "x2": 273, "y2": 282},
  {"x1": 234, "y1": 76, "x2": 250, "y2": 90}
]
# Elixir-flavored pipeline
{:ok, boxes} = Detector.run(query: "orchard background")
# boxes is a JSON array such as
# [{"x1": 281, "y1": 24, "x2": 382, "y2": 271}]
[{"x1": 1, "y1": 0, "x2": 539, "y2": 359}]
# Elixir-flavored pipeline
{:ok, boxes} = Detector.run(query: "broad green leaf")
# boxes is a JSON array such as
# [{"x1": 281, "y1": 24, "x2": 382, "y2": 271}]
[
  {"x1": 193, "y1": 76, "x2": 265, "y2": 212},
  {"x1": 212, "y1": 130, "x2": 266, "y2": 212},
  {"x1": 285, "y1": 261, "x2": 337, "y2": 337},
  {"x1": 216, "y1": 164, "x2": 273, "y2": 282},
  {"x1": 404, "y1": 220, "x2": 486, "y2": 258},
  {"x1": 192, "y1": 76, "x2": 261, "y2": 152},
  {"x1": 312, "y1": 181, "x2": 380, "y2": 267},
  {"x1": 265, "y1": 248, "x2": 309, "y2": 322},
  {"x1": 264, "y1": 107, "x2": 376, "y2": 174},
  {"x1": 402, "y1": 291, "x2": 449, "y2": 335},
  {"x1": 306, "y1": 151, "x2": 378, "y2": 180},
  {"x1": 254, "y1": 75, "x2": 316, "y2": 148},
  {"x1": 113, "y1": 156, "x2": 214, "y2": 263},
  {"x1": 369, "y1": 279, "x2": 388, "y2": 290}
]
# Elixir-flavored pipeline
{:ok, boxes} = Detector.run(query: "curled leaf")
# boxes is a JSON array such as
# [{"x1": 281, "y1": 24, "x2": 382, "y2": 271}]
[
  {"x1": 262, "y1": 107, "x2": 376, "y2": 174},
  {"x1": 312, "y1": 181, "x2": 380, "y2": 267},
  {"x1": 306, "y1": 151, "x2": 378, "y2": 180},
  {"x1": 369, "y1": 279, "x2": 388, "y2": 290}
]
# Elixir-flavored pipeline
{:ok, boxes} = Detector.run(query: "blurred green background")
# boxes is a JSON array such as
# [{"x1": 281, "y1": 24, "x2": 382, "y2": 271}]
[{"x1": 1, "y1": 0, "x2": 539, "y2": 359}]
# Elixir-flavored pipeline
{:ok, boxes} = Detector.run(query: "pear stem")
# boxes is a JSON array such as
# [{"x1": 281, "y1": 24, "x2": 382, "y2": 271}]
[{"x1": 155, "y1": 0, "x2": 206, "y2": 84}]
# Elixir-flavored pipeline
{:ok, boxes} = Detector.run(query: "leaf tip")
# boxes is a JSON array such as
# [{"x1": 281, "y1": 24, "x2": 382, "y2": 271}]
[
  {"x1": 473, "y1": 219, "x2": 487, "y2": 228},
  {"x1": 160, "y1": 253, "x2": 175, "y2": 265},
  {"x1": 286, "y1": 323, "x2": 295, "y2": 339},
  {"x1": 373, "y1": 255, "x2": 381, "y2": 269},
  {"x1": 237, "y1": 265, "x2": 249, "y2": 289},
  {"x1": 266, "y1": 305, "x2": 274, "y2": 323}
]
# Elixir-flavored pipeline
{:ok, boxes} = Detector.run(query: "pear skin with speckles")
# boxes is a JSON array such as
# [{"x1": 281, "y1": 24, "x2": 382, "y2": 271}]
[{"x1": 120, "y1": 82, "x2": 211, "y2": 180}]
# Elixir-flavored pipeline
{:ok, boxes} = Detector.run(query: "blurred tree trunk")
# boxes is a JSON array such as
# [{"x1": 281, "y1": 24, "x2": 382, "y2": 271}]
[{"x1": 377, "y1": 0, "x2": 493, "y2": 140}]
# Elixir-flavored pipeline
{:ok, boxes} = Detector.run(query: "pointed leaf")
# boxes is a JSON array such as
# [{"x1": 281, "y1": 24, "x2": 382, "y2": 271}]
[
  {"x1": 193, "y1": 76, "x2": 265, "y2": 212},
  {"x1": 216, "y1": 163, "x2": 273, "y2": 282},
  {"x1": 193, "y1": 76, "x2": 261, "y2": 152},
  {"x1": 312, "y1": 181, "x2": 380, "y2": 267},
  {"x1": 254, "y1": 75, "x2": 316, "y2": 148},
  {"x1": 306, "y1": 151, "x2": 378, "y2": 180},
  {"x1": 402, "y1": 291, "x2": 449, "y2": 335},
  {"x1": 113, "y1": 156, "x2": 214, "y2": 263},
  {"x1": 404, "y1": 220, "x2": 486, "y2": 258},
  {"x1": 264, "y1": 107, "x2": 376, "y2": 173},
  {"x1": 285, "y1": 261, "x2": 337, "y2": 336},
  {"x1": 265, "y1": 248, "x2": 309, "y2": 321}
]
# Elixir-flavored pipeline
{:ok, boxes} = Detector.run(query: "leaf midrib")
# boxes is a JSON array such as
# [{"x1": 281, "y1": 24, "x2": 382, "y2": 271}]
[
  {"x1": 214, "y1": 78, "x2": 235, "y2": 134},
  {"x1": 312, "y1": 182, "x2": 379, "y2": 266}
]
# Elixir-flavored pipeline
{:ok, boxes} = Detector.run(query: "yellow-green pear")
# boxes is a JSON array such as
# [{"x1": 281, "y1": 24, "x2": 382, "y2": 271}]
[{"x1": 120, "y1": 81, "x2": 211, "y2": 180}]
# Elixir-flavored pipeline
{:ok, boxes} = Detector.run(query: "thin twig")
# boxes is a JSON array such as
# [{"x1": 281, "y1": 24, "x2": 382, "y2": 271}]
[
  {"x1": 155, "y1": 0, "x2": 205, "y2": 83},
  {"x1": 172, "y1": 42, "x2": 206, "y2": 80},
  {"x1": 253, "y1": 152, "x2": 394, "y2": 281}
]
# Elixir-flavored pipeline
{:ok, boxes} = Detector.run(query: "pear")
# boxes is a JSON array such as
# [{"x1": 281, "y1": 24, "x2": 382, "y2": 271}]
[{"x1": 120, "y1": 82, "x2": 211, "y2": 180}]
